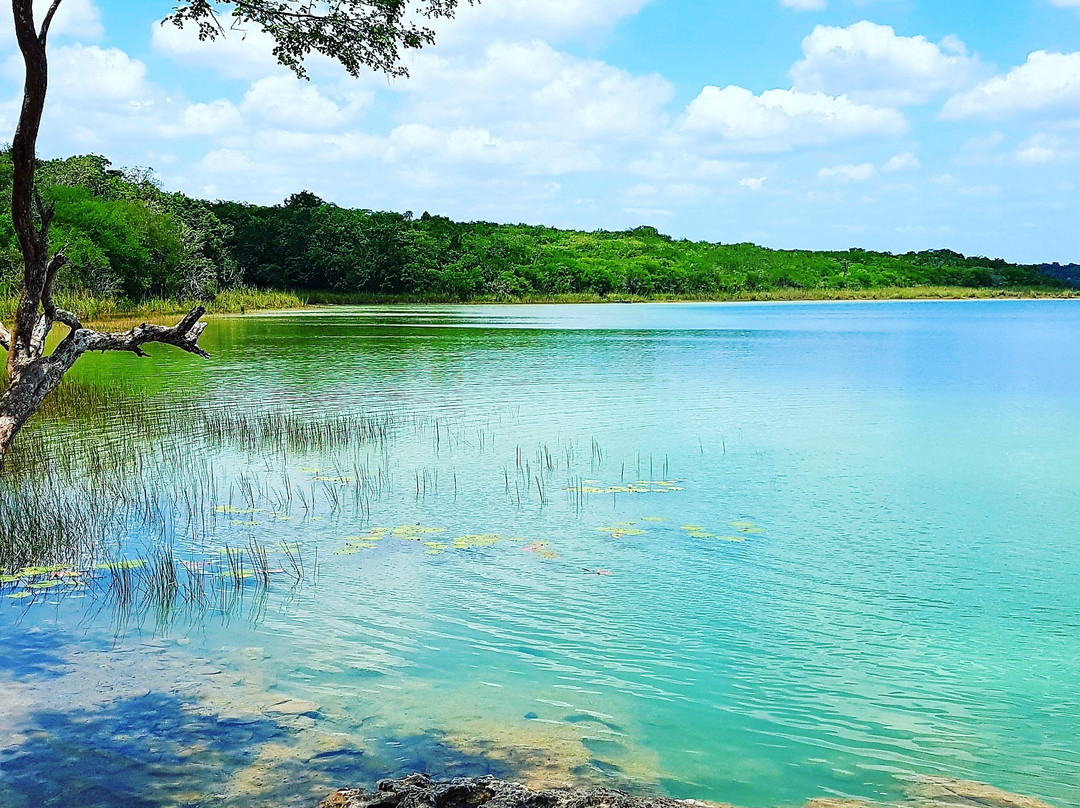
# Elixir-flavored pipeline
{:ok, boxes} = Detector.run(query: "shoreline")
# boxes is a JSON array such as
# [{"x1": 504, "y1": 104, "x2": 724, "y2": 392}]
[{"x1": 60, "y1": 285, "x2": 1080, "y2": 326}]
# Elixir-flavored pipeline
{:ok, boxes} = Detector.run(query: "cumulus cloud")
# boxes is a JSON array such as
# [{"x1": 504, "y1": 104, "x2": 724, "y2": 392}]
[
  {"x1": 791, "y1": 22, "x2": 978, "y2": 106},
  {"x1": 429, "y1": 0, "x2": 652, "y2": 47},
  {"x1": 819, "y1": 163, "x2": 877, "y2": 182},
  {"x1": 152, "y1": 19, "x2": 341, "y2": 81},
  {"x1": 679, "y1": 85, "x2": 906, "y2": 151},
  {"x1": 0, "y1": 0, "x2": 103, "y2": 46},
  {"x1": 241, "y1": 75, "x2": 370, "y2": 130},
  {"x1": 162, "y1": 100, "x2": 243, "y2": 138},
  {"x1": 942, "y1": 51, "x2": 1080, "y2": 119},
  {"x1": 1015, "y1": 133, "x2": 1065, "y2": 164},
  {"x1": 628, "y1": 150, "x2": 745, "y2": 181},
  {"x1": 882, "y1": 152, "x2": 920, "y2": 172},
  {"x1": 386, "y1": 123, "x2": 600, "y2": 175},
  {"x1": 403, "y1": 41, "x2": 672, "y2": 142}
]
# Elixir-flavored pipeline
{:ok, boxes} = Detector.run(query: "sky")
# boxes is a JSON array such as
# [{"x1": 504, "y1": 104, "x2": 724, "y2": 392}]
[{"x1": 2, "y1": 1, "x2": 1080, "y2": 263}]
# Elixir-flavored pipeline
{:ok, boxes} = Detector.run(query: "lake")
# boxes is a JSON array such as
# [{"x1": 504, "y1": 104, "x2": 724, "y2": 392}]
[{"x1": 2, "y1": 300, "x2": 1079, "y2": 808}]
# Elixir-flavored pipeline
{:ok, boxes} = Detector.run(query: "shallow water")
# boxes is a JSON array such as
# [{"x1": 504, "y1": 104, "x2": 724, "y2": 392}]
[{"x1": 2, "y1": 301, "x2": 1079, "y2": 808}]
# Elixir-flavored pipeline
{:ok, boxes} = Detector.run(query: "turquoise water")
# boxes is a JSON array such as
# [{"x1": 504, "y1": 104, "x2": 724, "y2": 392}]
[{"x1": 2, "y1": 301, "x2": 1079, "y2": 807}]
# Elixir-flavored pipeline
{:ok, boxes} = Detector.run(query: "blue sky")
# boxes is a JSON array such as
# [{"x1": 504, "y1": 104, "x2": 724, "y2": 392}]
[{"x1": 3, "y1": 0, "x2": 1080, "y2": 263}]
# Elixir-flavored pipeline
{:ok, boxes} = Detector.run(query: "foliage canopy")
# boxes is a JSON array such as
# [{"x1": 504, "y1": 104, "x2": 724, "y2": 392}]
[{"x1": 0, "y1": 153, "x2": 1064, "y2": 307}]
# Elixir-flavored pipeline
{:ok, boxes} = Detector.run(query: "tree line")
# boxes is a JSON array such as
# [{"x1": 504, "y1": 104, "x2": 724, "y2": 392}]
[{"x1": 0, "y1": 152, "x2": 1063, "y2": 306}]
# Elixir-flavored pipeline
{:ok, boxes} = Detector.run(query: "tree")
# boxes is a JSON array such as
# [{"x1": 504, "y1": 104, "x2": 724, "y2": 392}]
[{"x1": 0, "y1": 0, "x2": 467, "y2": 464}]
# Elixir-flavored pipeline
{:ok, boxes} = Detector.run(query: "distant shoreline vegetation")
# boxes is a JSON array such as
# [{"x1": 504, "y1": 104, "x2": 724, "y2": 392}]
[{"x1": 1, "y1": 153, "x2": 1076, "y2": 320}]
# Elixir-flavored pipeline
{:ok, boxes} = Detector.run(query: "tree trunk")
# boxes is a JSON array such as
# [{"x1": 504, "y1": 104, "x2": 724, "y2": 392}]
[
  {"x1": 0, "y1": 0, "x2": 209, "y2": 468},
  {"x1": 0, "y1": 364, "x2": 63, "y2": 465}
]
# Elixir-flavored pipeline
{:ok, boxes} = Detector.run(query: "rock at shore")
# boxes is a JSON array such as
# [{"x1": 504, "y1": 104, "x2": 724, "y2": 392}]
[
  {"x1": 321, "y1": 774, "x2": 732, "y2": 808},
  {"x1": 321, "y1": 774, "x2": 1061, "y2": 808}
]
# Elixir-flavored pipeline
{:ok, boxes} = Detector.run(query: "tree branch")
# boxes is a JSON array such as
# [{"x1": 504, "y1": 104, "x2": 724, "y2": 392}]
[
  {"x1": 0, "y1": 322, "x2": 11, "y2": 353},
  {"x1": 53, "y1": 306, "x2": 211, "y2": 365},
  {"x1": 41, "y1": 252, "x2": 67, "y2": 317},
  {"x1": 39, "y1": 0, "x2": 65, "y2": 40}
]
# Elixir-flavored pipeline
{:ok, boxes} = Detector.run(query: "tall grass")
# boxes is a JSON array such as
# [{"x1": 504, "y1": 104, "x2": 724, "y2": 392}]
[
  {"x1": 0, "y1": 285, "x2": 308, "y2": 324},
  {"x1": 2, "y1": 284, "x2": 1075, "y2": 325}
]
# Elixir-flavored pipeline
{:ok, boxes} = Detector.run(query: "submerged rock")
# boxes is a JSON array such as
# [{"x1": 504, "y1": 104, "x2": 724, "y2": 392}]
[
  {"x1": 903, "y1": 777, "x2": 1058, "y2": 808},
  {"x1": 265, "y1": 698, "x2": 320, "y2": 717},
  {"x1": 321, "y1": 774, "x2": 732, "y2": 808}
]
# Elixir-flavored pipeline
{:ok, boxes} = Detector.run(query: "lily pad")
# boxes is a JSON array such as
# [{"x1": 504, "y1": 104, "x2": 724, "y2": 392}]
[
  {"x1": 453, "y1": 533, "x2": 504, "y2": 548},
  {"x1": 16, "y1": 565, "x2": 70, "y2": 577},
  {"x1": 92, "y1": 559, "x2": 146, "y2": 571},
  {"x1": 27, "y1": 580, "x2": 63, "y2": 590},
  {"x1": 6, "y1": 591, "x2": 31, "y2": 599},
  {"x1": 392, "y1": 525, "x2": 446, "y2": 539}
]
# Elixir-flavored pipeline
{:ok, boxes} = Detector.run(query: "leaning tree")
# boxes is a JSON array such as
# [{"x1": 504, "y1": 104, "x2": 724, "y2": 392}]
[{"x1": 0, "y1": 0, "x2": 465, "y2": 464}]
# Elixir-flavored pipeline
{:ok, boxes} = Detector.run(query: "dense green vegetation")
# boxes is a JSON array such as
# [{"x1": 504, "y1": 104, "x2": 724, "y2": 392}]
[
  {"x1": 0, "y1": 153, "x2": 240, "y2": 303},
  {"x1": 0, "y1": 152, "x2": 1068, "y2": 314}
]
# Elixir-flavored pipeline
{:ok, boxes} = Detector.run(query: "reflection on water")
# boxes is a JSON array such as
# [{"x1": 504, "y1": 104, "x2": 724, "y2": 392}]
[{"x1": 2, "y1": 301, "x2": 1079, "y2": 808}]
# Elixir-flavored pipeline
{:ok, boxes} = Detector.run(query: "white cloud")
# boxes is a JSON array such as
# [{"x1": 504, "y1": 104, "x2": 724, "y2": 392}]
[
  {"x1": 386, "y1": 123, "x2": 600, "y2": 175},
  {"x1": 240, "y1": 75, "x2": 370, "y2": 130},
  {"x1": 624, "y1": 181, "x2": 710, "y2": 205},
  {"x1": 1048, "y1": 0, "x2": 1080, "y2": 8},
  {"x1": 943, "y1": 51, "x2": 1080, "y2": 119},
  {"x1": 628, "y1": 150, "x2": 745, "y2": 180},
  {"x1": 781, "y1": 0, "x2": 826, "y2": 10},
  {"x1": 882, "y1": 152, "x2": 920, "y2": 172},
  {"x1": 740, "y1": 176, "x2": 767, "y2": 190},
  {"x1": 164, "y1": 100, "x2": 243, "y2": 138},
  {"x1": 791, "y1": 22, "x2": 978, "y2": 106},
  {"x1": 45, "y1": 43, "x2": 151, "y2": 102},
  {"x1": 404, "y1": 41, "x2": 672, "y2": 141},
  {"x1": 680, "y1": 85, "x2": 906, "y2": 151},
  {"x1": 1015, "y1": 133, "x2": 1065, "y2": 164},
  {"x1": 429, "y1": 0, "x2": 652, "y2": 48},
  {"x1": 0, "y1": 0, "x2": 103, "y2": 46},
  {"x1": 151, "y1": 19, "x2": 340, "y2": 81},
  {"x1": 819, "y1": 163, "x2": 877, "y2": 182}
]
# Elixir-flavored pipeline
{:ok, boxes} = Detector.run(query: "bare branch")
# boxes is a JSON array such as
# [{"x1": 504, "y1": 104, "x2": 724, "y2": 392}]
[
  {"x1": 52, "y1": 308, "x2": 82, "y2": 331},
  {"x1": 55, "y1": 306, "x2": 211, "y2": 363},
  {"x1": 41, "y1": 252, "x2": 67, "y2": 316},
  {"x1": 39, "y1": 0, "x2": 65, "y2": 40}
]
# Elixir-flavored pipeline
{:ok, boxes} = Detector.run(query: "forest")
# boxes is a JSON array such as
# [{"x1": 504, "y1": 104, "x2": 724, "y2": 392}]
[{"x1": 0, "y1": 152, "x2": 1066, "y2": 311}]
